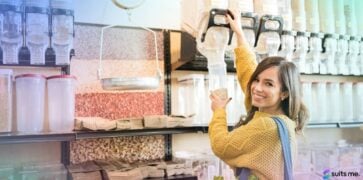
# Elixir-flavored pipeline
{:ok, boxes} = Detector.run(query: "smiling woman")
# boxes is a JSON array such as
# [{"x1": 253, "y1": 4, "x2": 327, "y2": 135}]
[{"x1": 208, "y1": 10, "x2": 309, "y2": 180}]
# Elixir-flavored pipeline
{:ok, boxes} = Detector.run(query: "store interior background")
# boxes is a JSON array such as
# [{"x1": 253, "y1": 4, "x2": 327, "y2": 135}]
[{"x1": 0, "y1": 0, "x2": 362, "y2": 171}]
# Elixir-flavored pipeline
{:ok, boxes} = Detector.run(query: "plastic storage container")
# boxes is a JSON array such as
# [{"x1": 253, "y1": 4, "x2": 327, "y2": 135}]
[
  {"x1": 25, "y1": 0, "x2": 50, "y2": 65},
  {"x1": 177, "y1": 74, "x2": 206, "y2": 125},
  {"x1": 47, "y1": 75, "x2": 76, "y2": 132},
  {"x1": 305, "y1": 0, "x2": 319, "y2": 33},
  {"x1": 0, "y1": 69, "x2": 13, "y2": 133},
  {"x1": 318, "y1": 0, "x2": 335, "y2": 34},
  {"x1": 344, "y1": 0, "x2": 358, "y2": 36},
  {"x1": 291, "y1": 0, "x2": 306, "y2": 31},
  {"x1": 15, "y1": 74, "x2": 46, "y2": 132},
  {"x1": 340, "y1": 82, "x2": 353, "y2": 122},
  {"x1": 333, "y1": 0, "x2": 346, "y2": 35},
  {"x1": 353, "y1": 83, "x2": 363, "y2": 122},
  {"x1": 0, "y1": 0, "x2": 23, "y2": 64},
  {"x1": 50, "y1": 0, "x2": 74, "y2": 65},
  {"x1": 327, "y1": 82, "x2": 340, "y2": 122}
]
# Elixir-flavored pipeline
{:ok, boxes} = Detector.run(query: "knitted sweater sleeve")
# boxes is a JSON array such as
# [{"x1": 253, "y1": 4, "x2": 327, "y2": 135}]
[{"x1": 234, "y1": 44, "x2": 257, "y2": 111}]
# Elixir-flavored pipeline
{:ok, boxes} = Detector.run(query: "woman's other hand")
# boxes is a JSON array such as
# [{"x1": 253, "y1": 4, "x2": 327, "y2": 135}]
[{"x1": 210, "y1": 92, "x2": 232, "y2": 112}]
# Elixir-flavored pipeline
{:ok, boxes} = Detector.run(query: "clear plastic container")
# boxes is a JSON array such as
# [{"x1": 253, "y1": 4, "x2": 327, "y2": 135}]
[
  {"x1": 336, "y1": 35, "x2": 349, "y2": 75},
  {"x1": 320, "y1": 34, "x2": 337, "y2": 75},
  {"x1": 177, "y1": 74, "x2": 206, "y2": 125},
  {"x1": 293, "y1": 32, "x2": 309, "y2": 73},
  {"x1": 0, "y1": 0, "x2": 23, "y2": 64},
  {"x1": 279, "y1": 30, "x2": 295, "y2": 60},
  {"x1": 313, "y1": 82, "x2": 328, "y2": 123},
  {"x1": 15, "y1": 74, "x2": 46, "y2": 132},
  {"x1": 277, "y1": 0, "x2": 292, "y2": 31},
  {"x1": 327, "y1": 82, "x2": 340, "y2": 122},
  {"x1": 353, "y1": 83, "x2": 363, "y2": 122},
  {"x1": 305, "y1": 0, "x2": 319, "y2": 33},
  {"x1": 318, "y1": 0, "x2": 335, "y2": 34},
  {"x1": 340, "y1": 82, "x2": 353, "y2": 122},
  {"x1": 311, "y1": 144, "x2": 340, "y2": 174},
  {"x1": 360, "y1": 39, "x2": 363, "y2": 76},
  {"x1": 356, "y1": 0, "x2": 363, "y2": 36},
  {"x1": 229, "y1": 0, "x2": 254, "y2": 13},
  {"x1": 347, "y1": 36, "x2": 360, "y2": 76},
  {"x1": 47, "y1": 75, "x2": 76, "y2": 132},
  {"x1": 333, "y1": 0, "x2": 346, "y2": 35},
  {"x1": 51, "y1": 0, "x2": 74, "y2": 65},
  {"x1": 344, "y1": 0, "x2": 358, "y2": 36},
  {"x1": 291, "y1": 0, "x2": 306, "y2": 31},
  {"x1": 254, "y1": 0, "x2": 278, "y2": 16},
  {"x1": 25, "y1": 0, "x2": 50, "y2": 65},
  {"x1": 0, "y1": 69, "x2": 13, "y2": 133},
  {"x1": 305, "y1": 33, "x2": 322, "y2": 74},
  {"x1": 207, "y1": 63, "x2": 227, "y2": 91}
]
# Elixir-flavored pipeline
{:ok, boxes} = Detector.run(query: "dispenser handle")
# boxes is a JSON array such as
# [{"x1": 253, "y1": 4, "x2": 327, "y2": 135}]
[
  {"x1": 201, "y1": 9, "x2": 234, "y2": 45},
  {"x1": 241, "y1": 12, "x2": 258, "y2": 33},
  {"x1": 255, "y1": 15, "x2": 283, "y2": 47}
]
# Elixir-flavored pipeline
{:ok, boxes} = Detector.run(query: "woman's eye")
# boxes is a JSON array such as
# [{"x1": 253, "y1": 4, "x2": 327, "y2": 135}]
[{"x1": 266, "y1": 82, "x2": 273, "y2": 87}]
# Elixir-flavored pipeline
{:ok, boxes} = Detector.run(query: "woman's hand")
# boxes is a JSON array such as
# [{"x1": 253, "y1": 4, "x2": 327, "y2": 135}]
[
  {"x1": 210, "y1": 92, "x2": 232, "y2": 112},
  {"x1": 226, "y1": 10, "x2": 248, "y2": 46}
]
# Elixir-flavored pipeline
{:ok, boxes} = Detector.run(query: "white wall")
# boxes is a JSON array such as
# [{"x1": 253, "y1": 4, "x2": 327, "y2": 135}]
[{"x1": 75, "y1": 0, "x2": 181, "y2": 29}]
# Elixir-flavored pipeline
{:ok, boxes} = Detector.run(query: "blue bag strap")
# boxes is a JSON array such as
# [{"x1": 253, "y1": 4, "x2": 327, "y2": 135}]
[
  {"x1": 272, "y1": 116, "x2": 293, "y2": 180},
  {"x1": 236, "y1": 117, "x2": 293, "y2": 180}
]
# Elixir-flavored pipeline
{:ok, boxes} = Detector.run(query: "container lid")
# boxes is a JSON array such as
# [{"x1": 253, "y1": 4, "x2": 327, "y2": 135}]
[
  {"x1": 47, "y1": 74, "x2": 76, "y2": 80},
  {"x1": 0, "y1": 69, "x2": 13, "y2": 75},
  {"x1": 15, "y1": 74, "x2": 46, "y2": 79}
]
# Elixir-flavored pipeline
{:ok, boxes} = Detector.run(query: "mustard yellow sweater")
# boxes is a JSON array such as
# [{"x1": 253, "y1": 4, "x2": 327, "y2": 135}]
[{"x1": 208, "y1": 45, "x2": 297, "y2": 180}]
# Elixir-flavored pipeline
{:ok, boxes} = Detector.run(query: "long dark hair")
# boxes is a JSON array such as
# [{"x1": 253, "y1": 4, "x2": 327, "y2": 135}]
[{"x1": 235, "y1": 56, "x2": 309, "y2": 132}]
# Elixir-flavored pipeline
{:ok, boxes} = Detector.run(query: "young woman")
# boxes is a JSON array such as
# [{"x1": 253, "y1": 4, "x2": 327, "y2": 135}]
[{"x1": 208, "y1": 10, "x2": 309, "y2": 180}]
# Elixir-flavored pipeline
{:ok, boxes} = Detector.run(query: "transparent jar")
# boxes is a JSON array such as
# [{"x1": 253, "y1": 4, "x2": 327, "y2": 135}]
[
  {"x1": 177, "y1": 74, "x2": 206, "y2": 125},
  {"x1": 326, "y1": 82, "x2": 340, "y2": 122},
  {"x1": 334, "y1": 0, "x2": 346, "y2": 35},
  {"x1": 353, "y1": 82, "x2": 363, "y2": 122},
  {"x1": 293, "y1": 31, "x2": 309, "y2": 73},
  {"x1": 340, "y1": 82, "x2": 353, "y2": 122},
  {"x1": 0, "y1": 69, "x2": 13, "y2": 133},
  {"x1": 50, "y1": 0, "x2": 74, "y2": 65},
  {"x1": 279, "y1": 30, "x2": 295, "y2": 60},
  {"x1": 336, "y1": 35, "x2": 349, "y2": 75},
  {"x1": 321, "y1": 34, "x2": 337, "y2": 75},
  {"x1": 15, "y1": 74, "x2": 46, "y2": 132},
  {"x1": 314, "y1": 82, "x2": 327, "y2": 122},
  {"x1": 306, "y1": 32, "x2": 322, "y2": 74},
  {"x1": 360, "y1": 38, "x2": 363, "y2": 75},
  {"x1": 318, "y1": 0, "x2": 335, "y2": 34},
  {"x1": 0, "y1": 0, "x2": 23, "y2": 64},
  {"x1": 305, "y1": 0, "x2": 319, "y2": 33},
  {"x1": 344, "y1": 0, "x2": 358, "y2": 36},
  {"x1": 47, "y1": 75, "x2": 76, "y2": 132},
  {"x1": 25, "y1": 0, "x2": 50, "y2": 65},
  {"x1": 347, "y1": 36, "x2": 360, "y2": 76},
  {"x1": 291, "y1": 0, "x2": 306, "y2": 32}
]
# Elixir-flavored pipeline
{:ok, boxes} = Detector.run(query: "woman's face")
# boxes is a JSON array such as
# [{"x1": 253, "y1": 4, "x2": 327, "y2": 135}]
[{"x1": 251, "y1": 66, "x2": 287, "y2": 114}]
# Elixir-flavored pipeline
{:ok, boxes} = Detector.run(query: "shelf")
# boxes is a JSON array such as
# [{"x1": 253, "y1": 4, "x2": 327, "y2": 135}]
[
  {"x1": 0, "y1": 132, "x2": 75, "y2": 144},
  {"x1": 74, "y1": 127, "x2": 205, "y2": 139},
  {"x1": 1, "y1": 122, "x2": 361, "y2": 144}
]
